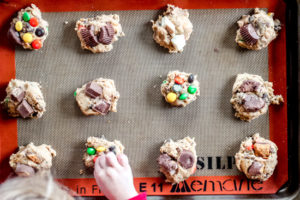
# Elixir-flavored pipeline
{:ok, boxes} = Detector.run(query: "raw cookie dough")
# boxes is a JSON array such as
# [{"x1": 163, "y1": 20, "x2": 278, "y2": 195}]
[
  {"x1": 235, "y1": 8, "x2": 281, "y2": 50},
  {"x1": 161, "y1": 71, "x2": 200, "y2": 107},
  {"x1": 157, "y1": 137, "x2": 197, "y2": 184},
  {"x1": 230, "y1": 73, "x2": 283, "y2": 121},
  {"x1": 75, "y1": 14, "x2": 125, "y2": 53},
  {"x1": 7, "y1": 4, "x2": 49, "y2": 50},
  {"x1": 75, "y1": 78, "x2": 120, "y2": 116},
  {"x1": 9, "y1": 143, "x2": 56, "y2": 177},
  {"x1": 83, "y1": 136, "x2": 124, "y2": 168},
  {"x1": 151, "y1": 4, "x2": 193, "y2": 53},
  {"x1": 1, "y1": 79, "x2": 46, "y2": 119},
  {"x1": 235, "y1": 133, "x2": 278, "y2": 181}
]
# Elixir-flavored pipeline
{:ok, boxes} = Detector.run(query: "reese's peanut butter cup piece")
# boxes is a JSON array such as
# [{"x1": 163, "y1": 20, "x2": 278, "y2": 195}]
[
  {"x1": 80, "y1": 27, "x2": 99, "y2": 48},
  {"x1": 240, "y1": 24, "x2": 259, "y2": 45}
]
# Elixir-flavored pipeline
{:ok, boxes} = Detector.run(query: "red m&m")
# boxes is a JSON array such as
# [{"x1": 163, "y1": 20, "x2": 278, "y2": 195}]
[
  {"x1": 174, "y1": 76, "x2": 184, "y2": 85},
  {"x1": 31, "y1": 40, "x2": 42, "y2": 49},
  {"x1": 29, "y1": 17, "x2": 39, "y2": 27}
]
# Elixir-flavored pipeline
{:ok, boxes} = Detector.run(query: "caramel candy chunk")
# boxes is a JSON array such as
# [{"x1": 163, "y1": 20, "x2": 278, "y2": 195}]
[{"x1": 254, "y1": 143, "x2": 271, "y2": 159}]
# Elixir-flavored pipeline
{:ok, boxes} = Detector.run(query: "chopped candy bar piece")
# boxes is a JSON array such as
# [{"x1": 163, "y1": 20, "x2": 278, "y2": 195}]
[
  {"x1": 92, "y1": 100, "x2": 110, "y2": 115},
  {"x1": 17, "y1": 99, "x2": 34, "y2": 118},
  {"x1": 15, "y1": 163, "x2": 35, "y2": 177},
  {"x1": 10, "y1": 88, "x2": 25, "y2": 103},
  {"x1": 85, "y1": 82, "x2": 103, "y2": 98}
]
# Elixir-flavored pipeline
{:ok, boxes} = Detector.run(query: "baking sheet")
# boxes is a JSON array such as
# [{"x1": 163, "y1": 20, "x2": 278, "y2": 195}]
[{"x1": 15, "y1": 8, "x2": 269, "y2": 179}]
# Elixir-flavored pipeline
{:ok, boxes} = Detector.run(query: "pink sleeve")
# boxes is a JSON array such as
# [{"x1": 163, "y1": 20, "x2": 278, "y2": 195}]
[{"x1": 129, "y1": 192, "x2": 147, "y2": 200}]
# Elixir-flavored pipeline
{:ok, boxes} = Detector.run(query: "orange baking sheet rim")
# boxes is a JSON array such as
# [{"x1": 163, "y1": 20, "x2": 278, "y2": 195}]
[{"x1": 0, "y1": 0, "x2": 287, "y2": 196}]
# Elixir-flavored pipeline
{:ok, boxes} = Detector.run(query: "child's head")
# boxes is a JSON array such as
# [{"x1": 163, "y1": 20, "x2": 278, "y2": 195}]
[{"x1": 0, "y1": 173, "x2": 75, "y2": 200}]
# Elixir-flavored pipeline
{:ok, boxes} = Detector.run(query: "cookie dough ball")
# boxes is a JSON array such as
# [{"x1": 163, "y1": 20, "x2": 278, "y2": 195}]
[
  {"x1": 1, "y1": 79, "x2": 46, "y2": 119},
  {"x1": 157, "y1": 137, "x2": 197, "y2": 184},
  {"x1": 7, "y1": 4, "x2": 49, "y2": 50},
  {"x1": 151, "y1": 4, "x2": 193, "y2": 53},
  {"x1": 235, "y1": 8, "x2": 281, "y2": 50},
  {"x1": 83, "y1": 136, "x2": 124, "y2": 168},
  {"x1": 75, "y1": 78, "x2": 120, "y2": 116},
  {"x1": 161, "y1": 71, "x2": 200, "y2": 107},
  {"x1": 235, "y1": 133, "x2": 278, "y2": 181},
  {"x1": 230, "y1": 73, "x2": 283, "y2": 121},
  {"x1": 9, "y1": 143, "x2": 56, "y2": 177},
  {"x1": 75, "y1": 14, "x2": 125, "y2": 53}
]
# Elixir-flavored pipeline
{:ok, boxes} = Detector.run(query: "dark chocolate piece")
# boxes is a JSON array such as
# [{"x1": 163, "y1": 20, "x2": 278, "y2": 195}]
[
  {"x1": 242, "y1": 94, "x2": 265, "y2": 112},
  {"x1": 85, "y1": 82, "x2": 102, "y2": 98},
  {"x1": 22, "y1": 22, "x2": 34, "y2": 33},
  {"x1": 10, "y1": 88, "x2": 25, "y2": 103},
  {"x1": 108, "y1": 146, "x2": 116, "y2": 154},
  {"x1": 17, "y1": 99, "x2": 34, "y2": 118},
  {"x1": 98, "y1": 23, "x2": 115, "y2": 45},
  {"x1": 7, "y1": 24, "x2": 22, "y2": 45},
  {"x1": 239, "y1": 80, "x2": 260, "y2": 93},
  {"x1": 240, "y1": 24, "x2": 259, "y2": 45},
  {"x1": 80, "y1": 27, "x2": 99, "y2": 48},
  {"x1": 157, "y1": 154, "x2": 178, "y2": 172},
  {"x1": 178, "y1": 150, "x2": 195, "y2": 169},
  {"x1": 248, "y1": 161, "x2": 263, "y2": 176},
  {"x1": 15, "y1": 163, "x2": 35, "y2": 177},
  {"x1": 92, "y1": 100, "x2": 110, "y2": 115}
]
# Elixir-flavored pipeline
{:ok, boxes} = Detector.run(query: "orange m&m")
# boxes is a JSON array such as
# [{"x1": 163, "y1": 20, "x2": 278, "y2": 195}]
[{"x1": 174, "y1": 76, "x2": 184, "y2": 85}]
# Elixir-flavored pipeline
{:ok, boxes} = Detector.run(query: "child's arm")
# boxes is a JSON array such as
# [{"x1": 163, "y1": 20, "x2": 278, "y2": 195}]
[{"x1": 94, "y1": 152, "x2": 146, "y2": 200}]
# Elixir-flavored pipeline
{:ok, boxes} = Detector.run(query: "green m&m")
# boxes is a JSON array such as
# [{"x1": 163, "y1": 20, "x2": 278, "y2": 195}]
[
  {"x1": 188, "y1": 85, "x2": 197, "y2": 94},
  {"x1": 74, "y1": 91, "x2": 77, "y2": 97},
  {"x1": 87, "y1": 147, "x2": 96, "y2": 155},
  {"x1": 179, "y1": 93, "x2": 188, "y2": 100},
  {"x1": 23, "y1": 12, "x2": 31, "y2": 22}
]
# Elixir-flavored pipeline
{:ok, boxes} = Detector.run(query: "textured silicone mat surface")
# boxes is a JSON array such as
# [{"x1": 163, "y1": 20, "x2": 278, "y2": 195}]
[{"x1": 15, "y1": 9, "x2": 269, "y2": 179}]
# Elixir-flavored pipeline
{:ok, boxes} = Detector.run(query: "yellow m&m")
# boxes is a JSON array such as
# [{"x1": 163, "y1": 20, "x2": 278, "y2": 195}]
[
  {"x1": 166, "y1": 92, "x2": 177, "y2": 103},
  {"x1": 96, "y1": 146, "x2": 106, "y2": 152},
  {"x1": 22, "y1": 33, "x2": 33, "y2": 43},
  {"x1": 15, "y1": 21, "x2": 23, "y2": 32}
]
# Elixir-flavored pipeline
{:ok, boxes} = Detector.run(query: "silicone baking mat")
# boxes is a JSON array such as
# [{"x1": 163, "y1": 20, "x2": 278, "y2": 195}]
[{"x1": 0, "y1": 0, "x2": 287, "y2": 197}]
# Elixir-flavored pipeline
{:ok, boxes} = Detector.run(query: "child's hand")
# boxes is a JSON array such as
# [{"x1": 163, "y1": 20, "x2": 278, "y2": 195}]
[{"x1": 94, "y1": 152, "x2": 138, "y2": 200}]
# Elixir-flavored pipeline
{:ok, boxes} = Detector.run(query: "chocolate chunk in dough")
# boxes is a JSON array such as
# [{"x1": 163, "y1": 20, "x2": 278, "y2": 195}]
[
  {"x1": 85, "y1": 82, "x2": 103, "y2": 98},
  {"x1": 254, "y1": 143, "x2": 271, "y2": 159},
  {"x1": 92, "y1": 100, "x2": 110, "y2": 114},
  {"x1": 157, "y1": 154, "x2": 178, "y2": 172},
  {"x1": 15, "y1": 163, "x2": 35, "y2": 177},
  {"x1": 240, "y1": 24, "x2": 259, "y2": 45},
  {"x1": 242, "y1": 94, "x2": 265, "y2": 112},
  {"x1": 17, "y1": 99, "x2": 34, "y2": 118},
  {"x1": 80, "y1": 27, "x2": 99, "y2": 48},
  {"x1": 179, "y1": 150, "x2": 195, "y2": 169},
  {"x1": 240, "y1": 80, "x2": 260, "y2": 93},
  {"x1": 10, "y1": 88, "x2": 25, "y2": 103},
  {"x1": 98, "y1": 23, "x2": 115, "y2": 45},
  {"x1": 7, "y1": 24, "x2": 22, "y2": 45},
  {"x1": 248, "y1": 161, "x2": 263, "y2": 176}
]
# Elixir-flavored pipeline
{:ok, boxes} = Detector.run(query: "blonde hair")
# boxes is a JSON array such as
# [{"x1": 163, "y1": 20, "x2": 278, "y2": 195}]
[{"x1": 0, "y1": 173, "x2": 77, "y2": 200}]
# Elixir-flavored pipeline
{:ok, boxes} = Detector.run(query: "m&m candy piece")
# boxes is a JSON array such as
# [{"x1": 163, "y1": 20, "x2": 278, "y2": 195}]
[
  {"x1": 87, "y1": 147, "x2": 96, "y2": 155},
  {"x1": 96, "y1": 146, "x2": 106, "y2": 152},
  {"x1": 174, "y1": 76, "x2": 184, "y2": 85},
  {"x1": 23, "y1": 12, "x2": 30, "y2": 22},
  {"x1": 22, "y1": 33, "x2": 33, "y2": 43},
  {"x1": 29, "y1": 17, "x2": 39, "y2": 27},
  {"x1": 188, "y1": 85, "x2": 197, "y2": 94},
  {"x1": 74, "y1": 91, "x2": 77, "y2": 97},
  {"x1": 31, "y1": 40, "x2": 42, "y2": 49},
  {"x1": 15, "y1": 21, "x2": 23, "y2": 32},
  {"x1": 166, "y1": 92, "x2": 177, "y2": 103},
  {"x1": 93, "y1": 156, "x2": 99, "y2": 163},
  {"x1": 172, "y1": 84, "x2": 182, "y2": 93},
  {"x1": 179, "y1": 93, "x2": 188, "y2": 100},
  {"x1": 188, "y1": 74, "x2": 194, "y2": 83},
  {"x1": 35, "y1": 27, "x2": 45, "y2": 37}
]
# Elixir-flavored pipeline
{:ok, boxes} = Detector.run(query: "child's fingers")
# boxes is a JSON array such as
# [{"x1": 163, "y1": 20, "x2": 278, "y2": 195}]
[
  {"x1": 117, "y1": 154, "x2": 129, "y2": 167},
  {"x1": 106, "y1": 152, "x2": 120, "y2": 168},
  {"x1": 98, "y1": 154, "x2": 107, "y2": 168}
]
